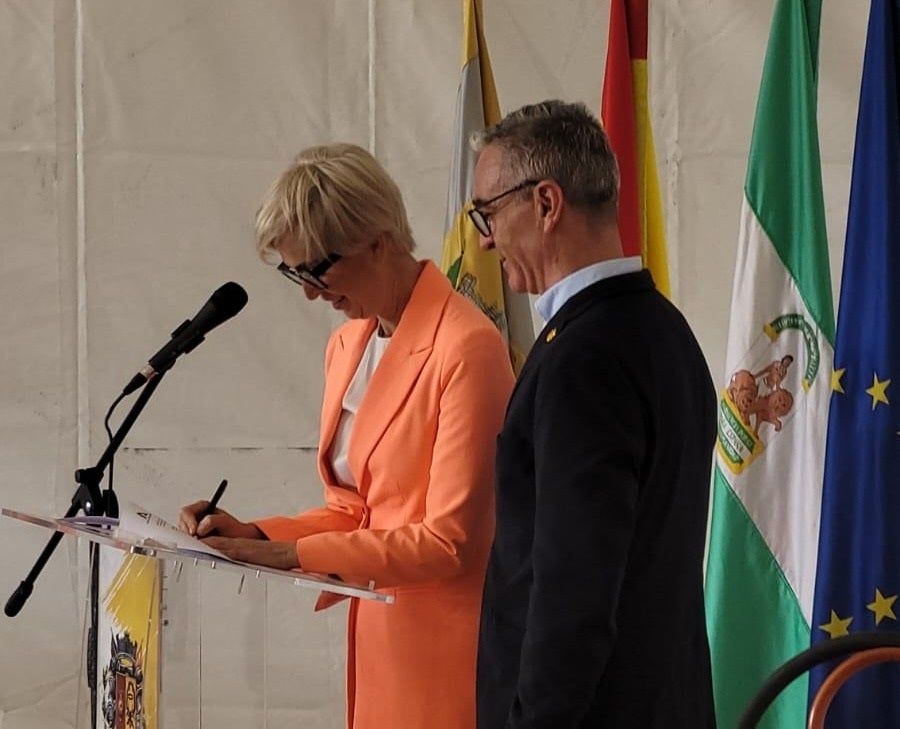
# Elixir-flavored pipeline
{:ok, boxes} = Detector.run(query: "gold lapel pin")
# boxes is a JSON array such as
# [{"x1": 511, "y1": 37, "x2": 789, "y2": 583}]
[{"x1": 546, "y1": 328, "x2": 557, "y2": 342}]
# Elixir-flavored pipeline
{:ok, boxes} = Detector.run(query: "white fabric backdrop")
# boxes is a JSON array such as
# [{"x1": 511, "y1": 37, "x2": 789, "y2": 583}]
[{"x1": 0, "y1": 0, "x2": 866, "y2": 726}]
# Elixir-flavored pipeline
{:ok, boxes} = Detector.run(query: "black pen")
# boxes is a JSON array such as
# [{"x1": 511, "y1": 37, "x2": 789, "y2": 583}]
[{"x1": 199, "y1": 479, "x2": 228, "y2": 522}]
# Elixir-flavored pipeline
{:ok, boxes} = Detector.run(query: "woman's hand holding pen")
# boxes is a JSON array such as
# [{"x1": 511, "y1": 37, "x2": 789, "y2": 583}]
[
  {"x1": 178, "y1": 479, "x2": 297, "y2": 569},
  {"x1": 178, "y1": 507, "x2": 297, "y2": 569},
  {"x1": 179, "y1": 481, "x2": 265, "y2": 540},
  {"x1": 178, "y1": 502, "x2": 263, "y2": 539}
]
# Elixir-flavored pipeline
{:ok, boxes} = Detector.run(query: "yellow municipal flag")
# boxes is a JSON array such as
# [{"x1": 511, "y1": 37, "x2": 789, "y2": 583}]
[{"x1": 441, "y1": 0, "x2": 533, "y2": 373}]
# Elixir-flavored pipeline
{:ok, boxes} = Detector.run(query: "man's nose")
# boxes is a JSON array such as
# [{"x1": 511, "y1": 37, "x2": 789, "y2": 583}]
[{"x1": 478, "y1": 231, "x2": 495, "y2": 251}]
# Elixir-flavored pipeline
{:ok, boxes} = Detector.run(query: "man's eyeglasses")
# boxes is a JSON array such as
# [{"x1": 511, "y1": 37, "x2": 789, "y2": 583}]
[
  {"x1": 467, "y1": 179, "x2": 539, "y2": 237},
  {"x1": 278, "y1": 253, "x2": 342, "y2": 290}
]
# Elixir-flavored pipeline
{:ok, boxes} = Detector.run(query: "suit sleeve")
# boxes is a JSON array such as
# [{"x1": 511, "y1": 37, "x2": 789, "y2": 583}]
[
  {"x1": 508, "y1": 347, "x2": 646, "y2": 728},
  {"x1": 253, "y1": 499, "x2": 362, "y2": 541},
  {"x1": 294, "y1": 328, "x2": 514, "y2": 588}
]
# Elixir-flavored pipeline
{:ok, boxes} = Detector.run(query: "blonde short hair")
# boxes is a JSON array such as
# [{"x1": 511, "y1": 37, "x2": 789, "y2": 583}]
[{"x1": 255, "y1": 143, "x2": 415, "y2": 263}]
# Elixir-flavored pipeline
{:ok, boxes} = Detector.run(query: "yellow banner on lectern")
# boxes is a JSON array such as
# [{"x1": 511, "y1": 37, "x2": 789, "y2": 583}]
[{"x1": 99, "y1": 550, "x2": 161, "y2": 729}]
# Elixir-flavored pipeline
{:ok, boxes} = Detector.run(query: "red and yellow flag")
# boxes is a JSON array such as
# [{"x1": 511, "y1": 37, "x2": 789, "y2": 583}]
[{"x1": 601, "y1": 0, "x2": 670, "y2": 297}]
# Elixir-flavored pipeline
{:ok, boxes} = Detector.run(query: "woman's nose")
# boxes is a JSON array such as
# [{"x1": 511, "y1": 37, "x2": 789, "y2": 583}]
[{"x1": 302, "y1": 281, "x2": 322, "y2": 300}]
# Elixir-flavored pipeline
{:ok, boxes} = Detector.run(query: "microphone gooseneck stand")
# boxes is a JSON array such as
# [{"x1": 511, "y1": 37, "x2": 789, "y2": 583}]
[{"x1": 5, "y1": 373, "x2": 166, "y2": 729}]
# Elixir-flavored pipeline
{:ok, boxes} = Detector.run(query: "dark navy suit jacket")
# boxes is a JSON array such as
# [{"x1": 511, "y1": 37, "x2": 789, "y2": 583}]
[{"x1": 477, "y1": 270, "x2": 717, "y2": 728}]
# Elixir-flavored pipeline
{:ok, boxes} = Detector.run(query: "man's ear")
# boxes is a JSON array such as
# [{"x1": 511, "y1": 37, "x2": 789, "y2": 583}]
[{"x1": 536, "y1": 180, "x2": 563, "y2": 231}]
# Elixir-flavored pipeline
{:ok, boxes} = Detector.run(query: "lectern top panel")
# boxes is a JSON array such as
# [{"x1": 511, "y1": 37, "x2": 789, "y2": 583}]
[{"x1": 2, "y1": 507, "x2": 393, "y2": 603}]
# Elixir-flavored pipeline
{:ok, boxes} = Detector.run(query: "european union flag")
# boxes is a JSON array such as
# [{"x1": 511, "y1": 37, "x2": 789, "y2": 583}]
[{"x1": 810, "y1": 0, "x2": 900, "y2": 724}]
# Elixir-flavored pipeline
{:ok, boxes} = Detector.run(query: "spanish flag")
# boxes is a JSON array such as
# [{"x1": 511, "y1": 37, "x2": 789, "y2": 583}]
[
  {"x1": 601, "y1": 0, "x2": 670, "y2": 297},
  {"x1": 441, "y1": 0, "x2": 533, "y2": 373}
]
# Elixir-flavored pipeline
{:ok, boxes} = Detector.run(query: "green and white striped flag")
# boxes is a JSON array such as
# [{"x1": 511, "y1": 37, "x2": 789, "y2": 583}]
[{"x1": 704, "y1": 1, "x2": 835, "y2": 727}]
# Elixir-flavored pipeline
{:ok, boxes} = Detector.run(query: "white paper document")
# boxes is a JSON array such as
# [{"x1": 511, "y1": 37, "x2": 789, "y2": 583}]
[
  {"x1": 60, "y1": 501, "x2": 228, "y2": 559},
  {"x1": 117, "y1": 500, "x2": 229, "y2": 558}
]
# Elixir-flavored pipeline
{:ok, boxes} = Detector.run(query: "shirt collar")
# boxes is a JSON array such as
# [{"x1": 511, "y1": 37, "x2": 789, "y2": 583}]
[{"x1": 534, "y1": 256, "x2": 643, "y2": 322}]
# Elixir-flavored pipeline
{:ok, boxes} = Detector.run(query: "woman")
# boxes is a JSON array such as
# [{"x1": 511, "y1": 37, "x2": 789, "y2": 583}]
[{"x1": 179, "y1": 143, "x2": 515, "y2": 728}]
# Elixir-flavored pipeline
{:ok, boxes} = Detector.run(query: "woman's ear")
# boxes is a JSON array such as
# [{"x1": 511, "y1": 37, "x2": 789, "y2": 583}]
[
  {"x1": 370, "y1": 233, "x2": 386, "y2": 257},
  {"x1": 374, "y1": 232, "x2": 405, "y2": 258}
]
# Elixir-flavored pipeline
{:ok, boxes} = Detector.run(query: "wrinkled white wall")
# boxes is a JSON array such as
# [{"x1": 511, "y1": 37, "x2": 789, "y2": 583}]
[{"x1": 0, "y1": 1, "x2": 866, "y2": 726}]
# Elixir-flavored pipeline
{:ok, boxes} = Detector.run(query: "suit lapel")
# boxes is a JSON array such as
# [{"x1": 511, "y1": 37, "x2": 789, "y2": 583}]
[{"x1": 347, "y1": 262, "x2": 450, "y2": 494}]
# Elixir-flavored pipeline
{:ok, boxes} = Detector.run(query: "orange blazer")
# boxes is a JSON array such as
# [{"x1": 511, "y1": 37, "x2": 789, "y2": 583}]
[{"x1": 255, "y1": 261, "x2": 515, "y2": 729}]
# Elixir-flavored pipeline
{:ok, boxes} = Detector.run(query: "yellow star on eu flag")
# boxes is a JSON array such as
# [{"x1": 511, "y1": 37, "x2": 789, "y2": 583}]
[
  {"x1": 831, "y1": 368, "x2": 846, "y2": 394},
  {"x1": 867, "y1": 589, "x2": 898, "y2": 626},
  {"x1": 866, "y1": 373, "x2": 891, "y2": 410},
  {"x1": 820, "y1": 610, "x2": 853, "y2": 638}
]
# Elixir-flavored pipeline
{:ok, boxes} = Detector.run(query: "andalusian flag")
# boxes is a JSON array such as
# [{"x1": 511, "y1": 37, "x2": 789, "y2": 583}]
[
  {"x1": 441, "y1": 0, "x2": 532, "y2": 373},
  {"x1": 704, "y1": 1, "x2": 835, "y2": 727},
  {"x1": 600, "y1": 0, "x2": 669, "y2": 296}
]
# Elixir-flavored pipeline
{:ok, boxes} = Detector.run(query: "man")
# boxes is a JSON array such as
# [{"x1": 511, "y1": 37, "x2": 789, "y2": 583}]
[{"x1": 472, "y1": 100, "x2": 717, "y2": 728}]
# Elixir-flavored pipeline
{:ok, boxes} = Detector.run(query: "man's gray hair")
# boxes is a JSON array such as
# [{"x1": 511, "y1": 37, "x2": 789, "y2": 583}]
[{"x1": 472, "y1": 100, "x2": 619, "y2": 216}]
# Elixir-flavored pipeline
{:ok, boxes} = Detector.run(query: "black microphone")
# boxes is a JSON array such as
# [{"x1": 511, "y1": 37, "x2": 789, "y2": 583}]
[{"x1": 122, "y1": 281, "x2": 248, "y2": 395}]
